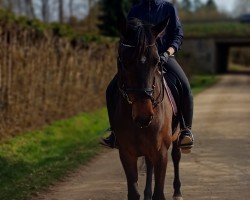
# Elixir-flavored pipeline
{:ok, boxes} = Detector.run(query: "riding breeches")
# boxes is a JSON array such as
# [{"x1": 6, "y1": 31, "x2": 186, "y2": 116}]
[
  {"x1": 163, "y1": 56, "x2": 193, "y2": 129},
  {"x1": 106, "y1": 56, "x2": 193, "y2": 129}
]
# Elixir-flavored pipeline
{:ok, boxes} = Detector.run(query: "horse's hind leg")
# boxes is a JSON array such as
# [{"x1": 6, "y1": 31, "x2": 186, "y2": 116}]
[
  {"x1": 144, "y1": 157, "x2": 153, "y2": 200},
  {"x1": 119, "y1": 151, "x2": 140, "y2": 200},
  {"x1": 172, "y1": 141, "x2": 183, "y2": 200}
]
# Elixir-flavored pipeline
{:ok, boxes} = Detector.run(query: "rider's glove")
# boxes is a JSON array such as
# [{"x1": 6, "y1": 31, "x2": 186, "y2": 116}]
[{"x1": 160, "y1": 51, "x2": 170, "y2": 64}]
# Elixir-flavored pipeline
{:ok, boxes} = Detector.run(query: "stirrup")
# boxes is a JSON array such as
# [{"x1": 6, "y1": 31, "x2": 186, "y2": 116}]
[{"x1": 178, "y1": 128, "x2": 194, "y2": 154}]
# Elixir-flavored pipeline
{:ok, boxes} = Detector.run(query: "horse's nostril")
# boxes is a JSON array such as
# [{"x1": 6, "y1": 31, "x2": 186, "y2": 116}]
[{"x1": 134, "y1": 115, "x2": 154, "y2": 128}]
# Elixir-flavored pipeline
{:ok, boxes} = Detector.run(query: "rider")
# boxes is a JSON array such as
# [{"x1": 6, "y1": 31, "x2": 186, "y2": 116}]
[{"x1": 101, "y1": 0, "x2": 194, "y2": 152}]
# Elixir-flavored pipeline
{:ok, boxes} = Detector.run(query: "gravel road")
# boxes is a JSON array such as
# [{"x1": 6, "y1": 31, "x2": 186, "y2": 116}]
[{"x1": 34, "y1": 73, "x2": 250, "y2": 200}]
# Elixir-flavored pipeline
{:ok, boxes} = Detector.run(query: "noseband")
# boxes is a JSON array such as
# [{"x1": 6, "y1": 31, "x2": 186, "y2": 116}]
[{"x1": 118, "y1": 42, "x2": 165, "y2": 108}]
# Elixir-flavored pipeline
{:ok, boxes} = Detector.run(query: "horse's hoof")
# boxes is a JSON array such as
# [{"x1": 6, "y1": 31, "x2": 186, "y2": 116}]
[{"x1": 173, "y1": 197, "x2": 183, "y2": 200}]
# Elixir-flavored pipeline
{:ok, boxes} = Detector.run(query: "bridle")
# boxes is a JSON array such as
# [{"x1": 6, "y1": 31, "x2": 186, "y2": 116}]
[{"x1": 118, "y1": 42, "x2": 165, "y2": 108}]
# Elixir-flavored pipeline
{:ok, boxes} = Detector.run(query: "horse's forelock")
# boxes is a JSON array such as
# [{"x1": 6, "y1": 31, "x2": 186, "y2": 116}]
[{"x1": 125, "y1": 19, "x2": 154, "y2": 61}]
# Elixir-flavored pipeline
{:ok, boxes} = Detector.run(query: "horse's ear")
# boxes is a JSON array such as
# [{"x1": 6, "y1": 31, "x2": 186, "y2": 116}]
[{"x1": 151, "y1": 16, "x2": 170, "y2": 38}]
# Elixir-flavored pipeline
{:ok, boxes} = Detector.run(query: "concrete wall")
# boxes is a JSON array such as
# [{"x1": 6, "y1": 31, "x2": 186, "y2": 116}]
[
  {"x1": 179, "y1": 38, "x2": 250, "y2": 74},
  {"x1": 180, "y1": 38, "x2": 217, "y2": 74}
]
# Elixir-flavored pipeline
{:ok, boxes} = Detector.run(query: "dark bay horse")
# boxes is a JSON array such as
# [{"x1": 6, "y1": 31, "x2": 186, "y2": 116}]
[{"x1": 109, "y1": 17, "x2": 182, "y2": 200}]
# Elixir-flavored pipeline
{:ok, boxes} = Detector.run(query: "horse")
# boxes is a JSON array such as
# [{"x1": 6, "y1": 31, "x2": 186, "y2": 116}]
[{"x1": 108, "y1": 16, "x2": 183, "y2": 200}]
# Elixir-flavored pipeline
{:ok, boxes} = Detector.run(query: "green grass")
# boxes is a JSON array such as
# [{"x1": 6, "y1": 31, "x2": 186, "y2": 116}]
[
  {"x1": 228, "y1": 63, "x2": 250, "y2": 72},
  {"x1": 0, "y1": 108, "x2": 109, "y2": 200},
  {"x1": 191, "y1": 75, "x2": 219, "y2": 95},
  {"x1": 0, "y1": 75, "x2": 218, "y2": 200},
  {"x1": 184, "y1": 22, "x2": 250, "y2": 38}
]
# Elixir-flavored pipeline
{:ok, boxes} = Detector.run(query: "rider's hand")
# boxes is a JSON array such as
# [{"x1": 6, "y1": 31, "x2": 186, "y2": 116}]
[
  {"x1": 167, "y1": 47, "x2": 175, "y2": 56},
  {"x1": 160, "y1": 51, "x2": 170, "y2": 63}
]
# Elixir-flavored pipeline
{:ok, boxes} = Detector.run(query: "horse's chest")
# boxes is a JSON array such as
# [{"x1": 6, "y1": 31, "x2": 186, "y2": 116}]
[{"x1": 117, "y1": 129, "x2": 159, "y2": 151}]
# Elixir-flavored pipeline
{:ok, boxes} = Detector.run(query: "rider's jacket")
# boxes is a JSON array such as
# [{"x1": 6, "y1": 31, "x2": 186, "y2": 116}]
[{"x1": 127, "y1": 0, "x2": 183, "y2": 54}]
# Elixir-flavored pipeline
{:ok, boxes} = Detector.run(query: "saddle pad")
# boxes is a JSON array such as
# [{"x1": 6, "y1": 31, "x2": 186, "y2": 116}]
[{"x1": 163, "y1": 79, "x2": 178, "y2": 116}]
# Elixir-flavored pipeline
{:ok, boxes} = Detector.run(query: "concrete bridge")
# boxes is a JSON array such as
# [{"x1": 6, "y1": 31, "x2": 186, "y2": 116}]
[{"x1": 181, "y1": 37, "x2": 250, "y2": 73}]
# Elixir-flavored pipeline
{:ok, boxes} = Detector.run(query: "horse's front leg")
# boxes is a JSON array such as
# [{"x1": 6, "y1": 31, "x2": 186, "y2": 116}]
[
  {"x1": 144, "y1": 157, "x2": 153, "y2": 200},
  {"x1": 172, "y1": 141, "x2": 183, "y2": 200},
  {"x1": 119, "y1": 150, "x2": 140, "y2": 200},
  {"x1": 152, "y1": 146, "x2": 168, "y2": 200}
]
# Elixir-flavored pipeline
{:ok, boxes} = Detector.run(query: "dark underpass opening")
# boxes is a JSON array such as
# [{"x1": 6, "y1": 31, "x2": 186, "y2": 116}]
[{"x1": 216, "y1": 39, "x2": 250, "y2": 73}]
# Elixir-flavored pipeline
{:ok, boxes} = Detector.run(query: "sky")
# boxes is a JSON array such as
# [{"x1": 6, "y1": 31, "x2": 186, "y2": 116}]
[
  {"x1": 180, "y1": 0, "x2": 236, "y2": 13},
  {"x1": 199, "y1": 0, "x2": 250, "y2": 16},
  {"x1": 206, "y1": 0, "x2": 235, "y2": 13},
  {"x1": 30, "y1": 0, "x2": 243, "y2": 21},
  {"x1": 176, "y1": 0, "x2": 246, "y2": 15}
]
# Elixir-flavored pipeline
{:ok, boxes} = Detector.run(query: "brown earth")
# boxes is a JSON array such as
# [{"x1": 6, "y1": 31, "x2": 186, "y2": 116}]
[{"x1": 34, "y1": 73, "x2": 250, "y2": 200}]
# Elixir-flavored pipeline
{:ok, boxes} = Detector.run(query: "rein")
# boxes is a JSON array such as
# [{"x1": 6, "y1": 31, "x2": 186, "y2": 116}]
[{"x1": 118, "y1": 42, "x2": 165, "y2": 108}]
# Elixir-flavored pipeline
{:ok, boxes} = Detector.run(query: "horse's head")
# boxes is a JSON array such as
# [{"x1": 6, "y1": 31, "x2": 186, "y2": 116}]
[{"x1": 117, "y1": 16, "x2": 169, "y2": 128}]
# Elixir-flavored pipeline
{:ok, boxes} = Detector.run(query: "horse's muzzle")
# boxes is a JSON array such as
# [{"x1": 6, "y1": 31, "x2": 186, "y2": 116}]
[{"x1": 134, "y1": 115, "x2": 154, "y2": 128}]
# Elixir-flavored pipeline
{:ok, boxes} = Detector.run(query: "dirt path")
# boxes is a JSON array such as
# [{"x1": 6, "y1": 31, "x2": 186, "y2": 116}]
[{"x1": 34, "y1": 74, "x2": 250, "y2": 200}]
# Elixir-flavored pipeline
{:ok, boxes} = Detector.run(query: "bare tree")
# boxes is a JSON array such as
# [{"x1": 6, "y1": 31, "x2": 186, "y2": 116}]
[
  {"x1": 6, "y1": 0, "x2": 14, "y2": 12},
  {"x1": 87, "y1": 0, "x2": 92, "y2": 30},
  {"x1": 69, "y1": 0, "x2": 74, "y2": 18},
  {"x1": 15, "y1": 0, "x2": 23, "y2": 14},
  {"x1": 0, "y1": 0, "x2": 25, "y2": 16},
  {"x1": 58, "y1": 0, "x2": 64, "y2": 23},
  {"x1": 41, "y1": 0, "x2": 49, "y2": 22},
  {"x1": 25, "y1": 0, "x2": 35, "y2": 19}
]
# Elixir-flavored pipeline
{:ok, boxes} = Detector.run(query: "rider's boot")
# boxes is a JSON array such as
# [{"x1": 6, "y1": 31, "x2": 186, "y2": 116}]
[
  {"x1": 179, "y1": 128, "x2": 194, "y2": 154},
  {"x1": 100, "y1": 129, "x2": 118, "y2": 149}
]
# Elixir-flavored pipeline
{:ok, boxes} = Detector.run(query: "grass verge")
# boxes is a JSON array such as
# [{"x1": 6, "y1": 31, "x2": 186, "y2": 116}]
[
  {"x1": 0, "y1": 75, "x2": 218, "y2": 200},
  {"x1": 191, "y1": 75, "x2": 219, "y2": 95},
  {"x1": 0, "y1": 109, "x2": 108, "y2": 200}
]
